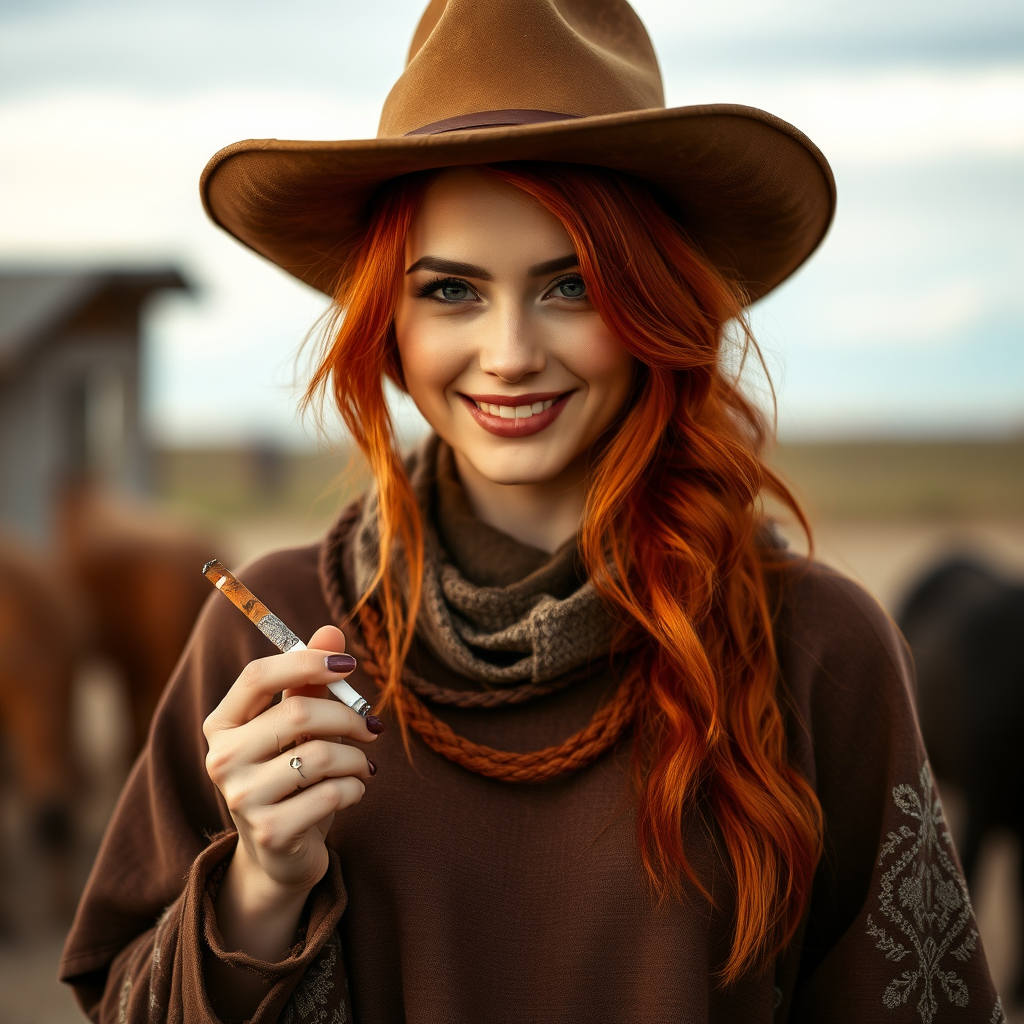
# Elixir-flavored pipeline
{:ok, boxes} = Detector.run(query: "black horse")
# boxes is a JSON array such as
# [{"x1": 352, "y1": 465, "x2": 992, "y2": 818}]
[{"x1": 897, "y1": 555, "x2": 1024, "y2": 996}]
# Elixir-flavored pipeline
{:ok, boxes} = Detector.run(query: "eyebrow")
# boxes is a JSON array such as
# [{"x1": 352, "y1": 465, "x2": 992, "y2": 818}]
[{"x1": 404, "y1": 253, "x2": 579, "y2": 279}]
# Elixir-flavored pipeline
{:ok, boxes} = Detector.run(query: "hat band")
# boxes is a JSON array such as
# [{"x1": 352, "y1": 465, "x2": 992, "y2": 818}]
[{"x1": 406, "y1": 109, "x2": 581, "y2": 136}]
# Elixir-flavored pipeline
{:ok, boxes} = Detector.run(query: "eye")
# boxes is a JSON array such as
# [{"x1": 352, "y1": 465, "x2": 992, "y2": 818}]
[
  {"x1": 439, "y1": 280, "x2": 471, "y2": 301},
  {"x1": 548, "y1": 275, "x2": 587, "y2": 301},
  {"x1": 417, "y1": 276, "x2": 477, "y2": 303}
]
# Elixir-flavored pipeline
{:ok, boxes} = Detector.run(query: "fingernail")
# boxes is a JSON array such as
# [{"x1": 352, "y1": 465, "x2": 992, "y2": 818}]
[
  {"x1": 366, "y1": 715, "x2": 385, "y2": 734},
  {"x1": 325, "y1": 654, "x2": 356, "y2": 673},
  {"x1": 367, "y1": 759, "x2": 377, "y2": 776}
]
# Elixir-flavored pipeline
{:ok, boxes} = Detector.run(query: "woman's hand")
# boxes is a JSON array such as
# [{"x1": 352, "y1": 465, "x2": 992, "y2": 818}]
[{"x1": 202, "y1": 624, "x2": 380, "y2": 993}]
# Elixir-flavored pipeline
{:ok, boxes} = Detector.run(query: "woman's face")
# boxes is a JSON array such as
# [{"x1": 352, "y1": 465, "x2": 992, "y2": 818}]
[{"x1": 394, "y1": 168, "x2": 635, "y2": 487}]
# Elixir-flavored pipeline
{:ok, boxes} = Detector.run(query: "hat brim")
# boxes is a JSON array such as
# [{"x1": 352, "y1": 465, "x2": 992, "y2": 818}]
[{"x1": 200, "y1": 104, "x2": 835, "y2": 302}]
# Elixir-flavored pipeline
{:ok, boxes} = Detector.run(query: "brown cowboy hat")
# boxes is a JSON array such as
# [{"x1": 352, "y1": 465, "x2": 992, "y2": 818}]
[{"x1": 200, "y1": 0, "x2": 835, "y2": 303}]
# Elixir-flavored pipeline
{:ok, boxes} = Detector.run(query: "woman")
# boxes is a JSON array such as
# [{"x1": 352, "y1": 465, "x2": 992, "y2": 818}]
[{"x1": 61, "y1": 1, "x2": 999, "y2": 1022}]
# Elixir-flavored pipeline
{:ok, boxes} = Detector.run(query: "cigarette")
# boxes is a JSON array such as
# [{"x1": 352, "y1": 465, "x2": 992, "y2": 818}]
[{"x1": 201, "y1": 559, "x2": 371, "y2": 717}]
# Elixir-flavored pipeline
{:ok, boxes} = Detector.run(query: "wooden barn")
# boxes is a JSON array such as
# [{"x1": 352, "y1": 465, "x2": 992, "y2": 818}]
[{"x1": 0, "y1": 268, "x2": 189, "y2": 542}]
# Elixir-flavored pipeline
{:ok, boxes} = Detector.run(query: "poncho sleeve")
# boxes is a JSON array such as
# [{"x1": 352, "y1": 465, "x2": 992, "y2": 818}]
[
  {"x1": 776, "y1": 564, "x2": 1003, "y2": 1023},
  {"x1": 59, "y1": 547, "x2": 353, "y2": 1024}
]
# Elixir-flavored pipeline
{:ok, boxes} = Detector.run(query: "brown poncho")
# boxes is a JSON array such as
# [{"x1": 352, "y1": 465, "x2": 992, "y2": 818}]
[{"x1": 60, "y1": 443, "x2": 1000, "y2": 1023}]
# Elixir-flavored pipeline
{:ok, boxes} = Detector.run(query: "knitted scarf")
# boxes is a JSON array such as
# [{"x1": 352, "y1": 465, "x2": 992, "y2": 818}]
[
  {"x1": 352, "y1": 435, "x2": 614, "y2": 684},
  {"x1": 325, "y1": 435, "x2": 634, "y2": 782}
]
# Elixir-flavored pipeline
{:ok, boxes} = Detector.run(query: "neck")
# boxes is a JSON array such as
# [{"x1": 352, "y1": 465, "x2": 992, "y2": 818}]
[{"x1": 452, "y1": 450, "x2": 586, "y2": 553}]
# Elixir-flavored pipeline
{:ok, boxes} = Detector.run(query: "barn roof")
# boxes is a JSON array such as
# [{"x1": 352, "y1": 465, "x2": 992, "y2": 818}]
[{"x1": 0, "y1": 268, "x2": 189, "y2": 374}]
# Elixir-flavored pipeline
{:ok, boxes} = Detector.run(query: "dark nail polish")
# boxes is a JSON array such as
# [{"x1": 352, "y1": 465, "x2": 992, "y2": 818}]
[
  {"x1": 325, "y1": 653, "x2": 356, "y2": 673},
  {"x1": 366, "y1": 715, "x2": 385, "y2": 734},
  {"x1": 367, "y1": 759, "x2": 377, "y2": 776}
]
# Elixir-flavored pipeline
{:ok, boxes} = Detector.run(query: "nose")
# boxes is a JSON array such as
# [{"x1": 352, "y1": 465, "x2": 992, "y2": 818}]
[{"x1": 477, "y1": 305, "x2": 546, "y2": 383}]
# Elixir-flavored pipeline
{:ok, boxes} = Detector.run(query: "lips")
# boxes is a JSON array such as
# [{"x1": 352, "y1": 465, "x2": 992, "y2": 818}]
[{"x1": 459, "y1": 390, "x2": 573, "y2": 438}]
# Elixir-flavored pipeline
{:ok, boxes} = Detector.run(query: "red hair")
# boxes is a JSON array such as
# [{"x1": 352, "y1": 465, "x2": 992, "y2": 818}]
[{"x1": 305, "y1": 163, "x2": 822, "y2": 982}]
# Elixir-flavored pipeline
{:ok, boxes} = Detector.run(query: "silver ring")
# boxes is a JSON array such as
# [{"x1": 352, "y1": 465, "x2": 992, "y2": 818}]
[{"x1": 289, "y1": 755, "x2": 305, "y2": 779}]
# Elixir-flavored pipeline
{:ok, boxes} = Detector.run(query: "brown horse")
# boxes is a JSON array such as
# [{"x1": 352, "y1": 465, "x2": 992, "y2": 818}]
[
  {"x1": 56, "y1": 481, "x2": 216, "y2": 757},
  {"x1": 0, "y1": 487, "x2": 216, "y2": 928},
  {"x1": 0, "y1": 535, "x2": 85, "y2": 924}
]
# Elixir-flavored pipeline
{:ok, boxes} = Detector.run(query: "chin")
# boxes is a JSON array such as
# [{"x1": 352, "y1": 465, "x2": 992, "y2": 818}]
[{"x1": 462, "y1": 440, "x2": 575, "y2": 487}]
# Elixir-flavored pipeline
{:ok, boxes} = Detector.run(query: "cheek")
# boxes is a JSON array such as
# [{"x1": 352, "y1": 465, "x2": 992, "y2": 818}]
[
  {"x1": 556, "y1": 318, "x2": 635, "y2": 400},
  {"x1": 394, "y1": 313, "x2": 465, "y2": 412}
]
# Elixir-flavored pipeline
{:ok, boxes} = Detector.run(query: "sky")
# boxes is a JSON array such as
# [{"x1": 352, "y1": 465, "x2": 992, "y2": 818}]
[{"x1": 0, "y1": 0, "x2": 1021, "y2": 446}]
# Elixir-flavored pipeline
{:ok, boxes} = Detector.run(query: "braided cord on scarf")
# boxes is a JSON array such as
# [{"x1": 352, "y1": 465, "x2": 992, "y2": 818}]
[
  {"x1": 356, "y1": 602, "x2": 635, "y2": 783},
  {"x1": 318, "y1": 509, "x2": 635, "y2": 782}
]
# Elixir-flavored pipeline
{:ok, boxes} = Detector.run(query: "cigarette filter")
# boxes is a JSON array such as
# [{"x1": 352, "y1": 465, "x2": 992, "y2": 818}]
[{"x1": 202, "y1": 559, "x2": 371, "y2": 716}]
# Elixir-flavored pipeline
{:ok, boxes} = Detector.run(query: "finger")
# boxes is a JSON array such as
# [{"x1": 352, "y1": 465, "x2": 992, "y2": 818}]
[
  {"x1": 246, "y1": 776, "x2": 367, "y2": 852},
  {"x1": 221, "y1": 739, "x2": 372, "y2": 814},
  {"x1": 270, "y1": 740, "x2": 373, "y2": 804},
  {"x1": 306, "y1": 625, "x2": 346, "y2": 653},
  {"x1": 207, "y1": 642, "x2": 358, "y2": 730},
  {"x1": 282, "y1": 624, "x2": 356, "y2": 702},
  {"x1": 210, "y1": 692, "x2": 377, "y2": 776},
  {"x1": 268, "y1": 692, "x2": 377, "y2": 752}
]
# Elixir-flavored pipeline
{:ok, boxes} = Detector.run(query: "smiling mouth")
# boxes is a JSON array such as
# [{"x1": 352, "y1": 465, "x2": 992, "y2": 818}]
[
  {"x1": 467, "y1": 397, "x2": 556, "y2": 420},
  {"x1": 458, "y1": 390, "x2": 573, "y2": 437}
]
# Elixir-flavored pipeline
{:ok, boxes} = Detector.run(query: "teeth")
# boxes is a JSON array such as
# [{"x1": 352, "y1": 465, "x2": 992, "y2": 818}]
[{"x1": 473, "y1": 398, "x2": 557, "y2": 416}]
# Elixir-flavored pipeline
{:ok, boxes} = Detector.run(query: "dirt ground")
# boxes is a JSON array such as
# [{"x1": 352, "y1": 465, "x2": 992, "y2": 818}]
[{"x1": 1, "y1": 516, "x2": 1022, "y2": 1022}]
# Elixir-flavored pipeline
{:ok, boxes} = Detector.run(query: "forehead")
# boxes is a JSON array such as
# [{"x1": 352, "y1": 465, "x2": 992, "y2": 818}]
[{"x1": 405, "y1": 168, "x2": 573, "y2": 263}]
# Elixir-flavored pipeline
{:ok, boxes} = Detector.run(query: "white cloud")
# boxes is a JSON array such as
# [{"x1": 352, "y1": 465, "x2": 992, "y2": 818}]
[
  {"x1": 0, "y1": 89, "x2": 380, "y2": 252},
  {"x1": 661, "y1": 67, "x2": 1024, "y2": 164},
  {"x1": 636, "y1": 0, "x2": 1022, "y2": 39}
]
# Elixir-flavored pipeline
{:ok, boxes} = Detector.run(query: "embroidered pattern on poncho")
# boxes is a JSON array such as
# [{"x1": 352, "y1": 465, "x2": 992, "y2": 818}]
[
  {"x1": 281, "y1": 930, "x2": 348, "y2": 1024},
  {"x1": 866, "y1": 762, "x2": 979, "y2": 1022}
]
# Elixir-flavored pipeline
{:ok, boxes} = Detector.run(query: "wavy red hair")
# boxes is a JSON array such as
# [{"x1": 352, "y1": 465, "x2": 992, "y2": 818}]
[{"x1": 305, "y1": 163, "x2": 822, "y2": 982}]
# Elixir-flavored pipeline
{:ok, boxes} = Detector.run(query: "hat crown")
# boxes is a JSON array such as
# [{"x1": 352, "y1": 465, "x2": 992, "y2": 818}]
[{"x1": 377, "y1": 0, "x2": 665, "y2": 138}]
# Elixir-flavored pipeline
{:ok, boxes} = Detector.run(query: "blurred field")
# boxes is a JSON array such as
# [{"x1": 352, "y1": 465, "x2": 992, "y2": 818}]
[
  {"x1": 154, "y1": 436, "x2": 1024, "y2": 522},
  {"x1": 774, "y1": 438, "x2": 1024, "y2": 520},
  {"x1": 154, "y1": 438, "x2": 1024, "y2": 607},
  {"x1": 769, "y1": 438, "x2": 1024, "y2": 599},
  {"x1": 2, "y1": 437, "x2": 1022, "y2": 1021}
]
